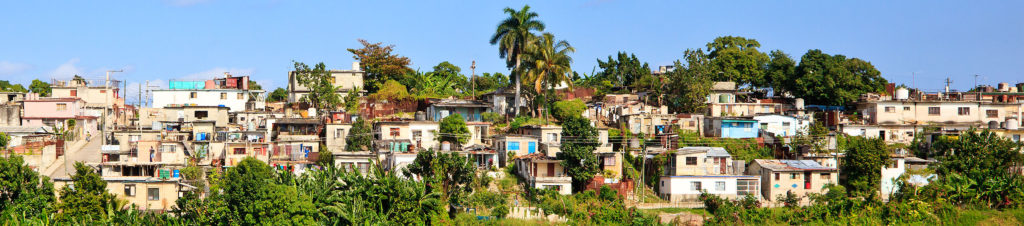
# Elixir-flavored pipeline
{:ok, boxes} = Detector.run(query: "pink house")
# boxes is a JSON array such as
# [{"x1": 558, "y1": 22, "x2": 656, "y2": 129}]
[{"x1": 22, "y1": 96, "x2": 98, "y2": 139}]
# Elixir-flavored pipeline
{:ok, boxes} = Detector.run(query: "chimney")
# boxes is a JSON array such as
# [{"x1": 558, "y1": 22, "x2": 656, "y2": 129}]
[{"x1": 352, "y1": 62, "x2": 361, "y2": 71}]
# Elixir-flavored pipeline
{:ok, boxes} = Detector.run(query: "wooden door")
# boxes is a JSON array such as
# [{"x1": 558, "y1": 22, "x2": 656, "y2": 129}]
[{"x1": 547, "y1": 163, "x2": 555, "y2": 177}]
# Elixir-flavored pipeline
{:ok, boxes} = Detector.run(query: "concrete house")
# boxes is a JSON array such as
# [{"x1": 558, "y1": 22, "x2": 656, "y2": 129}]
[
  {"x1": 374, "y1": 120, "x2": 440, "y2": 152},
  {"x1": 287, "y1": 63, "x2": 364, "y2": 104},
  {"x1": 753, "y1": 114, "x2": 812, "y2": 137},
  {"x1": 704, "y1": 117, "x2": 759, "y2": 139},
  {"x1": 21, "y1": 96, "x2": 98, "y2": 140},
  {"x1": 271, "y1": 118, "x2": 321, "y2": 173},
  {"x1": 658, "y1": 147, "x2": 760, "y2": 202},
  {"x1": 747, "y1": 159, "x2": 838, "y2": 205},
  {"x1": 513, "y1": 124, "x2": 563, "y2": 157},
  {"x1": 50, "y1": 78, "x2": 126, "y2": 128},
  {"x1": 426, "y1": 99, "x2": 491, "y2": 122},
  {"x1": 495, "y1": 135, "x2": 539, "y2": 167},
  {"x1": 706, "y1": 82, "x2": 800, "y2": 117},
  {"x1": 514, "y1": 154, "x2": 572, "y2": 195}
]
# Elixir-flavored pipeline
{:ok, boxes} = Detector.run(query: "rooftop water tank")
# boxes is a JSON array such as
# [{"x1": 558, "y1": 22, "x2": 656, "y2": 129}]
[
  {"x1": 415, "y1": 111, "x2": 426, "y2": 121},
  {"x1": 999, "y1": 83, "x2": 1011, "y2": 92},
  {"x1": 1008, "y1": 118, "x2": 1020, "y2": 130},
  {"x1": 895, "y1": 88, "x2": 909, "y2": 100},
  {"x1": 795, "y1": 98, "x2": 805, "y2": 110},
  {"x1": 989, "y1": 121, "x2": 1000, "y2": 129}
]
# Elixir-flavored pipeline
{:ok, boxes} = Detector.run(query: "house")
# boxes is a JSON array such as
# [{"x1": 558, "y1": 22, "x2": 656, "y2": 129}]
[
  {"x1": 152, "y1": 82, "x2": 266, "y2": 113},
  {"x1": 21, "y1": 96, "x2": 98, "y2": 140},
  {"x1": 50, "y1": 78, "x2": 126, "y2": 128},
  {"x1": 0, "y1": 126, "x2": 51, "y2": 147},
  {"x1": 0, "y1": 92, "x2": 24, "y2": 104},
  {"x1": 596, "y1": 151, "x2": 624, "y2": 183},
  {"x1": 706, "y1": 82, "x2": 801, "y2": 117},
  {"x1": 753, "y1": 114, "x2": 812, "y2": 137},
  {"x1": 333, "y1": 151, "x2": 378, "y2": 175},
  {"x1": 747, "y1": 159, "x2": 838, "y2": 205},
  {"x1": 658, "y1": 147, "x2": 760, "y2": 202},
  {"x1": 325, "y1": 123, "x2": 353, "y2": 152},
  {"x1": 621, "y1": 113, "x2": 679, "y2": 137},
  {"x1": 461, "y1": 144, "x2": 499, "y2": 169},
  {"x1": 425, "y1": 98, "x2": 491, "y2": 122},
  {"x1": 514, "y1": 154, "x2": 572, "y2": 195},
  {"x1": 513, "y1": 124, "x2": 562, "y2": 156},
  {"x1": 223, "y1": 130, "x2": 270, "y2": 166},
  {"x1": 480, "y1": 87, "x2": 518, "y2": 116},
  {"x1": 495, "y1": 135, "x2": 539, "y2": 167},
  {"x1": 270, "y1": 118, "x2": 321, "y2": 173},
  {"x1": 703, "y1": 117, "x2": 759, "y2": 139},
  {"x1": 374, "y1": 120, "x2": 440, "y2": 152},
  {"x1": 55, "y1": 176, "x2": 188, "y2": 212},
  {"x1": 287, "y1": 62, "x2": 364, "y2": 103}
]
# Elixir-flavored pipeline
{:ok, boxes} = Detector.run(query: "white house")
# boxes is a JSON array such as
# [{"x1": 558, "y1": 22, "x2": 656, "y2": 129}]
[
  {"x1": 658, "y1": 147, "x2": 761, "y2": 202},
  {"x1": 152, "y1": 89, "x2": 264, "y2": 112},
  {"x1": 753, "y1": 114, "x2": 812, "y2": 137}
]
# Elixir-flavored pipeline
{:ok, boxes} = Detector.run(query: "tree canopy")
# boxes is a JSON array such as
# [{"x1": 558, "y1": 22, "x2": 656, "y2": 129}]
[
  {"x1": 293, "y1": 61, "x2": 342, "y2": 111},
  {"x1": 778, "y1": 49, "x2": 888, "y2": 106},
  {"x1": 204, "y1": 157, "x2": 317, "y2": 224},
  {"x1": 348, "y1": 39, "x2": 413, "y2": 93},
  {"x1": 345, "y1": 118, "x2": 372, "y2": 152},
  {"x1": 29, "y1": 79, "x2": 51, "y2": 97},
  {"x1": 558, "y1": 116, "x2": 600, "y2": 192},
  {"x1": 56, "y1": 162, "x2": 118, "y2": 221},
  {"x1": 266, "y1": 87, "x2": 288, "y2": 102},
  {"x1": 665, "y1": 49, "x2": 714, "y2": 113},
  {"x1": 839, "y1": 136, "x2": 890, "y2": 198},
  {"x1": 439, "y1": 114, "x2": 471, "y2": 147}
]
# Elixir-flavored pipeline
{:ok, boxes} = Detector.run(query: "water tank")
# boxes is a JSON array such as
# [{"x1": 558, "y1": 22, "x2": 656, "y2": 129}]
[
  {"x1": 1008, "y1": 118, "x2": 1020, "y2": 130},
  {"x1": 895, "y1": 88, "x2": 909, "y2": 100},
  {"x1": 794, "y1": 98, "x2": 805, "y2": 110},
  {"x1": 415, "y1": 111, "x2": 426, "y2": 121},
  {"x1": 989, "y1": 121, "x2": 1000, "y2": 129},
  {"x1": 999, "y1": 83, "x2": 1011, "y2": 92}
]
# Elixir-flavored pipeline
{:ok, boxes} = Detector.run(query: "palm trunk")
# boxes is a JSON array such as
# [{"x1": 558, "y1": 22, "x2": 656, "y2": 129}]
[{"x1": 514, "y1": 56, "x2": 522, "y2": 117}]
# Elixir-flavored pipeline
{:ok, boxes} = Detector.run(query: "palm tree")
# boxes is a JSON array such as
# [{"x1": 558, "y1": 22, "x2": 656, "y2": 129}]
[
  {"x1": 523, "y1": 33, "x2": 574, "y2": 118},
  {"x1": 523, "y1": 32, "x2": 575, "y2": 94},
  {"x1": 489, "y1": 5, "x2": 545, "y2": 116}
]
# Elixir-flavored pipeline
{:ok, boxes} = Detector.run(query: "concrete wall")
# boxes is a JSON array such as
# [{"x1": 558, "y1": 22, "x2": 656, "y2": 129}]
[
  {"x1": 152, "y1": 89, "x2": 257, "y2": 112},
  {"x1": 325, "y1": 123, "x2": 352, "y2": 152},
  {"x1": 880, "y1": 158, "x2": 906, "y2": 200},
  {"x1": 865, "y1": 101, "x2": 1022, "y2": 127}
]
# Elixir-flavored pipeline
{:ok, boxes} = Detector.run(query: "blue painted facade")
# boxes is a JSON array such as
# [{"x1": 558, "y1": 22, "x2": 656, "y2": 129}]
[{"x1": 720, "y1": 119, "x2": 759, "y2": 138}]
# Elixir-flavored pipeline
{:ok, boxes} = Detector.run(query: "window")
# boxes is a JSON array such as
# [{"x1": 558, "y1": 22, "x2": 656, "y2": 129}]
[
  {"x1": 820, "y1": 173, "x2": 830, "y2": 180},
  {"x1": 237, "y1": 93, "x2": 244, "y2": 99},
  {"x1": 685, "y1": 157, "x2": 697, "y2": 165},
  {"x1": 507, "y1": 142, "x2": 520, "y2": 151},
  {"x1": 389, "y1": 128, "x2": 400, "y2": 137},
  {"x1": 760, "y1": 123, "x2": 768, "y2": 130},
  {"x1": 412, "y1": 130, "x2": 422, "y2": 141},
  {"x1": 791, "y1": 173, "x2": 798, "y2": 179},
  {"x1": 147, "y1": 188, "x2": 159, "y2": 201},
  {"x1": 774, "y1": 173, "x2": 780, "y2": 180},
  {"x1": 56, "y1": 103, "x2": 67, "y2": 111},
  {"x1": 195, "y1": 111, "x2": 208, "y2": 119},
  {"x1": 904, "y1": 107, "x2": 911, "y2": 111},
  {"x1": 987, "y1": 110, "x2": 999, "y2": 118},
  {"x1": 1014, "y1": 135, "x2": 1021, "y2": 142},
  {"x1": 958, "y1": 107, "x2": 970, "y2": 116},
  {"x1": 884, "y1": 106, "x2": 895, "y2": 113},
  {"x1": 782, "y1": 122, "x2": 791, "y2": 127},
  {"x1": 190, "y1": 92, "x2": 197, "y2": 98},
  {"x1": 691, "y1": 181, "x2": 702, "y2": 191},
  {"x1": 233, "y1": 148, "x2": 245, "y2": 155},
  {"x1": 688, "y1": 121, "x2": 695, "y2": 127},
  {"x1": 603, "y1": 156, "x2": 615, "y2": 166},
  {"x1": 220, "y1": 93, "x2": 227, "y2": 100},
  {"x1": 715, "y1": 181, "x2": 726, "y2": 191},
  {"x1": 547, "y1": 133, "x2": 558, "y2": 142},
  {"x1": 335, "y1": 128, "x2": 345, "y2": 138},
  {"x1": 100, "y1": 90, "x2": 106, "y2": 93},
  {"x1": 70, "y1": 90, "x2": 77, "y2": 97},
  {"x1": 928, "y1": 107, "x2": 940, "y2": 115},
  {"x1": 124, "y1": 184, "x2": 136, "y2": 197}
]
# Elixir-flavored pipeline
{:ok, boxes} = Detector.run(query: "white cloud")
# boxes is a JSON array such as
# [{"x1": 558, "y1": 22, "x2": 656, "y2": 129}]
[
  {"x1": 0, "y1": 61, "x2": 31, "y2": 75},
  {"x1": 165, "y1": 0, "x2": 211, "y2": 7},
  {"x1": 181, "y1": 67, "x2": 255, "y2": 81},
  {"x1": 47, "y1": 58, "x2": 84, "y2": 79}
]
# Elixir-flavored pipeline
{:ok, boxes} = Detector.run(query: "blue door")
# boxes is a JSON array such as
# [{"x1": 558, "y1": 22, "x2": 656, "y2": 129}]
[{"x1": 528, "y1": 142, "x2": 536, "y2": 154}]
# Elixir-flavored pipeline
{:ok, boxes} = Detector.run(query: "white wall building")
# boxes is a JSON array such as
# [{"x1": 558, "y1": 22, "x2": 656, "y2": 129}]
[
  {"x1": 754, "y1": 114, "x2": 812, "y2": 137},
  {"x1": 152, "y1": 89, "x2": 264, "y2": 112}
]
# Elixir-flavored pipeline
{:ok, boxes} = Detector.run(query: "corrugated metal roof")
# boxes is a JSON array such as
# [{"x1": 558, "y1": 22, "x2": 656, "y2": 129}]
[
  {"x1": 754, "y1": 159, "x2": 835, "y2": 171},
  {"x1": 0, "y1": 126, "x2": 51, "y2": 134},
  {"x1": 675, "y1": 146, "x2": 732, "y2": 157}
]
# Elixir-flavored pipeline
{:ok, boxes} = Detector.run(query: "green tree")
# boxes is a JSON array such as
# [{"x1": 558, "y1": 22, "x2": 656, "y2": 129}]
[
  {"x1": 665, "y1": 49, "x2": 714, "y2": 113},
  {"x1": 934, "y1": 128, "x2": 1023, "y2": 185},
  {"x1": 343, "y1": 87, "x2": 361, "y2": 113},
  {"x1": 316, "y1": 145, "x2": 335, "y2": 168},
  {"x1": 559, "y1": 116, "x2": 600, "y2": 192},
  {"x1": 293, "y1": 61, "x2": 342, "y2": 112},
  {"x1": 766, "y1": 50, "x2": 797, "y2": 96},
  {"x1": 705, "y1": 36, "x2": 770, "y2": 87},
  {"x1": 551, "y1": 99, "x2": 586, "y2": 122},
  {"x1": 491, "y1": 5, "x2": 545, "y2": 116},
  {"x1": 439, "y1": 114, "x2": 471, "y2": 147},
  {"x1": 347, "y1": 39, "x2": 413, "y2": 93},
  {"x1": 593, "y1": 52, "x2": 653, "y2": 92},
  {"x1": 345, "y1": 118, "x2": 372, "y2": 152},
  {"x1": 56, "y1": 162, "x2": 118, "y2": 220},
  {"x1": 29, "y1": 79, "x2": 51, "y2": 97},
  {"x1": 0, "y1": 81, "x2": 27, "y2": 93},
  {"x1": 473, "y1": 72, "x2": 509, "y2": 94},
  {"x1": 786, "y1": 49, "x2": 888, "y2": 106},
  {"x1": 205, "y1": 157, "x2": 317, "y2": 224},
  {"x1": 370, "y1": 80, "x2": 411, "y2": 100},
  {"x1": 839, "y1": 136, "x2": 890, "y2": 198},
  {"x1": 0, "y1": 132, "x2": 8, "y2": 151},
  {"x1": 0, "y1": 155, "x2": 56, "y2": 217},
  {"x1": 266, "y1": 87, "x2": 288, "y2": 102},
  {"x1": 403, "y1": 149, "x2": 476, "y2": 218},
  {"x1": 247, "y1": 80, "x2": 262, "y2": 90}
]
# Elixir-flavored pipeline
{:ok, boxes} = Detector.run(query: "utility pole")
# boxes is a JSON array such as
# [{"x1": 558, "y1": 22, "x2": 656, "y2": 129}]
[
  {"x1": 471, "y1": 61, "x2": 476, "y2": 97},
  {"x1": 104, "y1": 70, "x2": 123, "y2": 145}
]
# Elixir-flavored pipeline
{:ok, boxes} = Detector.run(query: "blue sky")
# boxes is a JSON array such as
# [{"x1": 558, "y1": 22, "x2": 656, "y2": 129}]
[{"x1": 1, "y1": 1, "x2": 1022, "y2": 103}]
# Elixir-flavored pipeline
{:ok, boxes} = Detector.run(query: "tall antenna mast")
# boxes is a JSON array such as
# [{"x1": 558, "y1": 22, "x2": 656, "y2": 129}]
[{"x1": 471, "y1": 61, "x2": 476, "y2": 97}]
